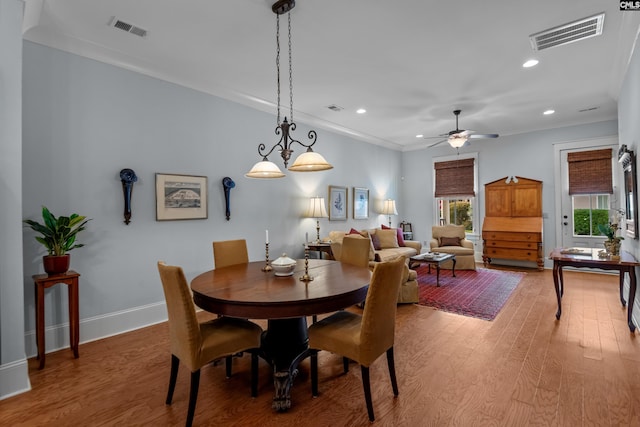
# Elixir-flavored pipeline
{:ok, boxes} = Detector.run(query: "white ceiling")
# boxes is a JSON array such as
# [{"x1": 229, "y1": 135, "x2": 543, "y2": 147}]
[{"x1": 22, "y1": 0, "x2": 640, "y2": 151}]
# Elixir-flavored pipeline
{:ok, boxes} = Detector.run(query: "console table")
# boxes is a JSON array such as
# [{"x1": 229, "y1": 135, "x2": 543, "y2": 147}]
[
  {"x1": 33, "y1": 271, "x2": 81, "y2": 369},
  {"x1": 549, "y1": 248, "x2": 639, "y2": 332}
]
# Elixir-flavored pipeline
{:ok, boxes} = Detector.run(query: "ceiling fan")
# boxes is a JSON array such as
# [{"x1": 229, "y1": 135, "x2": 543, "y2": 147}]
[{"x1": 423, "y1": 110, "x2": 499, "y2": 149}]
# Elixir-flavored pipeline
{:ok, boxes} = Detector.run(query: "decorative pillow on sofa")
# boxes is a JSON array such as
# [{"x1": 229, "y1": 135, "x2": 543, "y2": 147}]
[
  {"x1": 377, "y1": 229, "x2": 399, "y2": 249},
  {"x1": 439, "y1": 236, "x2": 462, "y2": 247},
  {"x1": 370, "y1": 233, "x2": 381, "y2": 250},
  {"x1": 381, "y1": 224, "x2": 405, "y2": 247},
  {"x1": 345, "y1": 229, "x2": 375, "y2": 260}
]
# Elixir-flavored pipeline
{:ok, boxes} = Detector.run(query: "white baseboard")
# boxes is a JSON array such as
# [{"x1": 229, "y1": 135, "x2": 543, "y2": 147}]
[
  {"x1": 0, "y1": 359, "x2": 31, "y2": 401},
  {"x1": 23, "y1": 301, "x2": 168, "y2": 358}
]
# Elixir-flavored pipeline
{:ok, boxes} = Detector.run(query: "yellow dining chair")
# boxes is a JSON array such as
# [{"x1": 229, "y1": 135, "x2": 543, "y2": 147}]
[
  {"x1": 213, "y1": 239, "x2": 249, "y2": 269},
  {"x1": 340, "y1": 236, "x2": 372, "y2": 268},
  {"x1": 308, "y1": 256, "x2": 406, "y2": 422},
  {"x1": 157, "y1": 262, "x2": 262, "y2": 427}
]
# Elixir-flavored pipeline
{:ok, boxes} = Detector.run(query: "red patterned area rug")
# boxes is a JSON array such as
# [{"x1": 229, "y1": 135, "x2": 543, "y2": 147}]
[{"x1": 416, "y1": 266, "x2": 525, "y2": 320}]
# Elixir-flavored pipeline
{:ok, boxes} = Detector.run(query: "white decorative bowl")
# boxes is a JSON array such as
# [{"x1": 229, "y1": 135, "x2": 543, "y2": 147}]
[{"x1": 272, "y1": 253, "x2": 297, "y2": 276}]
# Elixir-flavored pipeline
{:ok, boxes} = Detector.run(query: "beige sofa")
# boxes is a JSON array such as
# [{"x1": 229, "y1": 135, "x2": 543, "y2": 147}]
[
  {"x1": 430, "y1": 225, "x2": 476, "y2": 270},
  {"x1": 327, "y1": 228, "x2": 422, "y2": 303}
]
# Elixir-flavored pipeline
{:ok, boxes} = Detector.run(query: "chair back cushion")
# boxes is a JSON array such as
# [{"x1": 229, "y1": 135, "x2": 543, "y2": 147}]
[
  {"x1": 341, "y1": 236, "x2": 372, "y2": 268},
  {"x1": 157, "y1": 262, "x2": 202, "y2": 370},
  {"x1": 360, "y1": 256, "x2": 405, "y2": 365},
  {"x1": 213, "y1": 239, "x2": 249, "y2": 268},
  {"x1": 432, "y1": 224, "x2": 466, "y2": 244}
]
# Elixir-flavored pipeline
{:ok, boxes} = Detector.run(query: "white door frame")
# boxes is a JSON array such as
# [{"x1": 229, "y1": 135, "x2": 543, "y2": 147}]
[{"x1": 553, "y1": 136, "x2": 619, "y2": 249}]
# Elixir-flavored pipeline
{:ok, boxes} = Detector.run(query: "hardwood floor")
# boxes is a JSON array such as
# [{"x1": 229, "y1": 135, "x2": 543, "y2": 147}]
[{"x1": 2, "y1": 267, "x2": 640, "y2": 426}]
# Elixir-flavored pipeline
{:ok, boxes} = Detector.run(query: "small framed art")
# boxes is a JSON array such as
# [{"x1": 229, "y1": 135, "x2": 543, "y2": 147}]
[
  {"x1": 156, "y1": 173, "x2": 208, "y2": 221},
  {"x1": 328, "y1": 185, "x2": 348, "y2": 221},
  {"x1": 353, "y1": 187, "x2": 369, "y2": 219}
]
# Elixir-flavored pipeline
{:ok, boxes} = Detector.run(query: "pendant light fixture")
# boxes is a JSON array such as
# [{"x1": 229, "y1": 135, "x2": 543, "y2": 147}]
[{"x1": 246, "y1": 0, "x2": 333, "y2": 179}]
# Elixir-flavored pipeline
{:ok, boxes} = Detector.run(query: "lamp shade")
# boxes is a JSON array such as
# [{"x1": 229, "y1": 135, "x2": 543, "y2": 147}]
[
  {"x1": 245, "y1": 160, "x2": 286, "y2": 178},
  {"x1": 381, "y1": 199, "x2": 398, "y2": 216},
  {"x1": 306, "y1": 196, "x2": 329, "y2": 218},
  {"x1": 288, "y1": 151, "x2": 334, "y2": 172}
]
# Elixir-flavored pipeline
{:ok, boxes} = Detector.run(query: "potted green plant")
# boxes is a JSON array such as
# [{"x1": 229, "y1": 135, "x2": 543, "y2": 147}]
[
  {"x1": 24, "y1": 206, "x2": 91, "y2": 275},
  {"x1": 597, "y1": 221, "x2": 624, "y2": 257}
]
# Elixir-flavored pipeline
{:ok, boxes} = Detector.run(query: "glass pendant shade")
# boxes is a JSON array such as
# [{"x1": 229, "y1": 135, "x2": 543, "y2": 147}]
[
  {"x1": 448, "y1": 134, "x2": 468, "y2": 148},
  {"x1": 288, "y1": 151, "x2": 334, "y2": 172},
  {"x1": 245, "y1": 160, "x2": 286, "y2": 178}
]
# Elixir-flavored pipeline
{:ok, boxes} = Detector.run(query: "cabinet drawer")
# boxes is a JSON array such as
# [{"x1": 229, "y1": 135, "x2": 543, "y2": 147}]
[
  {"x1": 484, "y1": 247, "x2": 539, "y2": 261},
  {"x1": 482, "y1": 231, "x2": 541, "y2": 241},
  {"x1": 485, "y1": 240, "x2": 539, "y2": 250}
]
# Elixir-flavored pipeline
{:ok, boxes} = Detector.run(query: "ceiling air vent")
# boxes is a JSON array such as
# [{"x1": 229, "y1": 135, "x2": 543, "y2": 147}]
[
  {"x1": 326, "y1": 104, "x2": 344, "y2": 112},
  {"x1": 529, "y1": 13, "x2": 604, "y2": 51},
  {"x1": 108, "y1": 16, "x2": 148, "y2": 38}
]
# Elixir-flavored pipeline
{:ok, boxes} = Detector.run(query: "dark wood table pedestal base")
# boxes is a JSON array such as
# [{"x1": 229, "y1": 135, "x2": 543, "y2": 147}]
[
  {"x1": 261, "y1": 318, "x2": 310, "y2": 411},
  {"x1": 550, "y1": 249, "x2": 638, "y2": 333}
]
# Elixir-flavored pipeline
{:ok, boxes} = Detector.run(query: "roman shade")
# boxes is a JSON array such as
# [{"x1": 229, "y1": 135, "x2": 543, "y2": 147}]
[
  {"x1": 434, "y1": 158, "x2": 475, "y2": 197},
  {"x1": 567, "y1": 149, "x2": 613, "y2": 195}
]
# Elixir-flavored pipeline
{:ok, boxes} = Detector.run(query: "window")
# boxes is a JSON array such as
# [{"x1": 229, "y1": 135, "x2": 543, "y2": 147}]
[
  {"x1": 434, "y1": 156, "x2": 476, "y2": 233},
  {"x1": 572, "y1": 194, "x2": 610, "y2": 236},
  {"x1": 438, "y1": 198, "x2": 473, "y2": 231}
]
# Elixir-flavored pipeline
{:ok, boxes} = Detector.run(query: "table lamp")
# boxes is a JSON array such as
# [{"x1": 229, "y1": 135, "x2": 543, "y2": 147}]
[
  {"x1": 307, "y1": 196, "x2": 329, "y2": 243},
  {"x1": 381, "y1": 199, "x2": 398, "y2": 228}
]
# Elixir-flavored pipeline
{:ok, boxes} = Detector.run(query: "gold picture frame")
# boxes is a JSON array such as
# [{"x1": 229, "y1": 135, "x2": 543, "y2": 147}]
[{"x1": 328, "y1": 185, "x2": 348, "y2": 221}]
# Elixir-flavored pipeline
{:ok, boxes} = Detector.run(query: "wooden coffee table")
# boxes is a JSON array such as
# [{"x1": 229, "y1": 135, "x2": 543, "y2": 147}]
[{"x1": 409, "y1": 252, "x2": 456, "y2": 287}]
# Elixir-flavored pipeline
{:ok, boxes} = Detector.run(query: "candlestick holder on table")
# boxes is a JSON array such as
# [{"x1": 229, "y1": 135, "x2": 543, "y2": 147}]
[
  {"x1": 299, "y1": 245, "x2": 313, "y2": 282},
  {"x1": 262, "y1": 242, "x2": 273, "y2": 272}
]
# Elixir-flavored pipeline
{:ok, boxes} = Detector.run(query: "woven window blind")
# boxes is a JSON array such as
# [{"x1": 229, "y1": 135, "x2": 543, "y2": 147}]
[
  {"x1": 567, "y1": 149, "x2": 613, "y2": 195},
  {"x1": 434, "y1": 158, "x2": 475, "y2": 197}
]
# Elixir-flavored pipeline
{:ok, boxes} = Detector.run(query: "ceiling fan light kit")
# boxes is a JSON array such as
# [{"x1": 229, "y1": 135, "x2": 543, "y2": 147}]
[{"x1": 424, "y1": 109, "x2": 499, "y2": 150}]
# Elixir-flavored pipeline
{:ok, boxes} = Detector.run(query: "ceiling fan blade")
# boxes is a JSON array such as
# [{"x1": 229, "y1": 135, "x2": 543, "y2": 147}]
[
  {"x1": 427, "y1": 139, "x2": 447, "y2": 148},
  {"x1": 469, "y1": 133, "x2": 499, "y2": 139}
]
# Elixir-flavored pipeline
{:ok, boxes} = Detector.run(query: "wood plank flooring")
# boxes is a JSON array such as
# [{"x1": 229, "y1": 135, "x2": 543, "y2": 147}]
[{"x1": 2, "y1": 267, "x2": 640, "y2": 426}]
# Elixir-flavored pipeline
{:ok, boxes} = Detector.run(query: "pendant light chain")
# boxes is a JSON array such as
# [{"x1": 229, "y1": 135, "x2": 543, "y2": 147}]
[
  {"x1": 288, "y1": 11, "x2": 293, "y2": 124},
  {"x1": 276, "y1": 14, "x2": 281, "y2": 126}
]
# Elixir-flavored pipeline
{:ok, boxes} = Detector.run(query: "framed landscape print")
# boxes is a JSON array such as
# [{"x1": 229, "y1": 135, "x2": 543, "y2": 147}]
[
  {"x1": 353, "y1": 187, "x2": 369, "y2": 219},
  {"x1": 328, "y1": 185, "x2": 348, "y2": 221},
  {"x1": 156, "y1": 173, "x2": 208, "y2": 220}
]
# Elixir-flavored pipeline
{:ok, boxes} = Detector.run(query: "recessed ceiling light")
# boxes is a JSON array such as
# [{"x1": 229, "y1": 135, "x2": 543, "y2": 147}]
[
  {"x1": 543, "y1": 109, "x2": 555, "y2": 115},
  {"x1": 523, "y1": 59, "x2": 539, "y2": 68},
  {"x1": 356, "y1": 108, "x2": 367, "y2": 114},
  {"x1": 416, "y1": 134, "x2": 423, "y2": 138}
]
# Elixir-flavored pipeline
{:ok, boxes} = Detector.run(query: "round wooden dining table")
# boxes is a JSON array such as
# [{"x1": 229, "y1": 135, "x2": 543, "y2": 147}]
[{"x1": 191, "y1": 259, "x2": 372, "y2": 411}]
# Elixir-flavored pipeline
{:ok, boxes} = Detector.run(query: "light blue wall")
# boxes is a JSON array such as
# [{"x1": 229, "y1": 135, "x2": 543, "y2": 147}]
[
  {"x1": 0, "y1": 0, "x2": 30, "y2": 399},
  {"x1": 619, "y1": 33, "x2": 640, "y2": 267},
  {"x1": 20, "y1": 41, "x2": 402, "y2": 355}
]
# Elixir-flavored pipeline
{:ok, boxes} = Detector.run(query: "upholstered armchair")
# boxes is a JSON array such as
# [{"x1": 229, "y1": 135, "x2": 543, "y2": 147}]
[{"x1": 430, "y1": 225, "x2": 476, "y2": 270}]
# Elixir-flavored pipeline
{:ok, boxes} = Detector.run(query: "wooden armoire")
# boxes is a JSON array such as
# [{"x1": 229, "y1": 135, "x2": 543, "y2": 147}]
[{"x1": 482, "y1": 176, "x2": 544, "y2": 270}]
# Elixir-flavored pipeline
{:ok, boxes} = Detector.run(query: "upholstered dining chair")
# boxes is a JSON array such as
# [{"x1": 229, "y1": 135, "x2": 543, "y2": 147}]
[
  {"x1": 157, "y1": 261, "x2": 262, "y2": 427},
  {"x1": 340, "y1": 236, "x2": 372, "y2": 268},
  {"x1": 213, "y1": 239, "x2": 249, "y2": 269},
  {"x1": 308, "y1": 256, "x2": 406, "y2": 422}
]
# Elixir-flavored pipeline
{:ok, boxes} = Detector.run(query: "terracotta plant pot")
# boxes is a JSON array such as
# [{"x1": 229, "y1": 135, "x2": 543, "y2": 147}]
[{"x1": 43, "y1": 254, "x2": 70, "y2": 275}]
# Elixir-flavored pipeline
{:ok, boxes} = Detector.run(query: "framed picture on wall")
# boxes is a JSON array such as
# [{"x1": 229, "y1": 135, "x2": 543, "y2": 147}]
[
  {"x1": 156, "y1": 173, "x2": 208, "y2": 220},
  {"x1": 328, "y1": 185, "x2": 348, "y2": 221},
  {"x1": 353, "y1": 187, "x2": 369, "y2": 219}
]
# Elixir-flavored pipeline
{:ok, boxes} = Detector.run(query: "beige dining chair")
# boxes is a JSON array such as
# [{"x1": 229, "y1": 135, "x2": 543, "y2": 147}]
[
  {"x1": 213, "y1": 239, "x2": 249, "y2": 269},
  {"x1": 308, "y1": 256, "x2": 405, "y2": 422},
  {"x1": 340, "y1": 236, "x2": 371, "y2": 268},
  {"x1": 157, "y1": 261, "x2": 262, "y2": 427}
]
